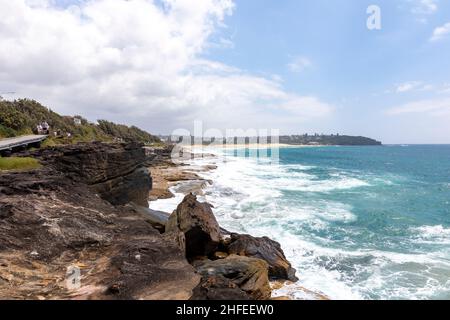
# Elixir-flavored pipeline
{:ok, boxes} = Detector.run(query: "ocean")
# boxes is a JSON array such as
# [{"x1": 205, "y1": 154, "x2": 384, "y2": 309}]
[{"x1": 150, "y1": 145, "x2": 450, "y2": 300}]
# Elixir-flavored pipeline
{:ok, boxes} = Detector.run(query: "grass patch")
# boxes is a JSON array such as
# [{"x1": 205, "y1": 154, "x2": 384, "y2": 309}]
[
  {"x1": 0, "y1": 157, "x2": 41, "y2": 171},
  {"x1": 41, "y1": 138, "x2": 58, "y2": 148}
]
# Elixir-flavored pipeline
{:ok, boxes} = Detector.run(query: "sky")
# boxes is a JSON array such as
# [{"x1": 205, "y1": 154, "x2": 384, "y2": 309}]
[{"x1": 1, "y1": 0, "x2": 450, "y2": 143}]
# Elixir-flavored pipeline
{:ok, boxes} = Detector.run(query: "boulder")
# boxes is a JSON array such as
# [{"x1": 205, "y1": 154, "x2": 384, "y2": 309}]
[
  {"x1": 166, "y1": 194, "x2": 221, "y2": 260},
  {"x1": 190, "y1": 275, "x2": 250, "y2": 300},
  {"x1": 195, "y1": 255, "x2": 271, "y2": 300},
  {"x1": 226, "y1": 233, "x2": 298, "y2": 281}
]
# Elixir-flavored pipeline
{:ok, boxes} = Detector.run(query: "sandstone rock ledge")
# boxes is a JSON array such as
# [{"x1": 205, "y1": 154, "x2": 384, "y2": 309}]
[
  {"x1": 0, "y1": 142, "x2": 297, "y2": 300},
  {"x1": 0, "y1": 143, "x2": 197, "y2": 300}
]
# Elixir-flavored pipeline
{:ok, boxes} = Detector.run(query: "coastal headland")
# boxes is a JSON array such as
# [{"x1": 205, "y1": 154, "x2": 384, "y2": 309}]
[
  {"x1": 0, "y1": 99, "x2": 382, "y2": 300},
  {"x1": 0, "y1": 141, "x2": 298, "y2": 300}
]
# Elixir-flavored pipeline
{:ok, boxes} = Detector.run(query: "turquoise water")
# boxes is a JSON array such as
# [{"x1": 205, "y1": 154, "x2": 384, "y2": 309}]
[
  {"x1": 279, "y1": 145, "x2": 450, "y2": 252},
  {"x1": 151, "y1": 145, "x2": 450, "y2": 299},
  {"x1": 203, "y1": 145, "x2": 450, "y2": 299}
]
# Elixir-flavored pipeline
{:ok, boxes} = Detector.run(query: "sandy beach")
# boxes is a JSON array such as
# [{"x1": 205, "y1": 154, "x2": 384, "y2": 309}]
[{"x1": 178, "y1": 143, "x2": 325, "y2": 152}]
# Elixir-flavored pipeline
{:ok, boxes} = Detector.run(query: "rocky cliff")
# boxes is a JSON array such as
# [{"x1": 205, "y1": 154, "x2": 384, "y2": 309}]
[
  {"x1": 0, "y1": 142, "x2": 297, "y2": 300},
  {"x1": 0, "y1": 142, "x2": 198, "y2": 299},
  {"x1": 22, "y1": 142, "x2": 151, "y2": 207}
]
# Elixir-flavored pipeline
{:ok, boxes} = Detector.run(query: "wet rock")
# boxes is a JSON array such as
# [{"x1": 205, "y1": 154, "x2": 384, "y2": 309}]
[
  {"x1": 226, "y1": 234, "x2": 298, "y2": 281},
  {"x1": 166, "y1": 194, "x2": 221, "y2": 260},
  {"x1": 195, "y1": 255, "x2": 271, "y2": 300}
]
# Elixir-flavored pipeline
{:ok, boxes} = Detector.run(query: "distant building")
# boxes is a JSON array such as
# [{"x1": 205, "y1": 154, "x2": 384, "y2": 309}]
[{"x1": 74, "y1": 118, "x2": 82, "y2": 126}]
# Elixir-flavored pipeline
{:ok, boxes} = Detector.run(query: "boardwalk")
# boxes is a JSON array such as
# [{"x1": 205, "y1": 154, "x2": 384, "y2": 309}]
[{"x1": 0, "y1": 135, "x2": 48, "y2": 152}]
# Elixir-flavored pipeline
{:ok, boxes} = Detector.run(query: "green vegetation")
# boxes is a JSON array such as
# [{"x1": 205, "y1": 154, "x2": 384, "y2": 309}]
[
  {"x1": 279, "y1": 134, "x2": 382, "y2": 146},
  {"x1": 97, "y1": 120, "x2": 160, "y2": 144},
  {"x1": 0, "y1": 157, "x2": 41, "y2": 171},
  {"x1": 0, "y1": 99, "x2": 161, "y2": 145}
]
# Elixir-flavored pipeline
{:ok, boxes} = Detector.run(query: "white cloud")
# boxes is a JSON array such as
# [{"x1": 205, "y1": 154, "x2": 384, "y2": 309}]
[
  {"x1": 0, "y1": 0, "x2": 332, "y2": 134},
  {"x1": 386, "y1": 97, "x2": 450, "y2": 116},
  {"x1": 396, "y1": 81, "x2": 423, "y2": 93},
  {"x1": 403, "y1": 0, "x2": 438, "y2": 22},
  {"x1": 388, "y1": 81, "x2": 434, "y2": 94},
  {"x1": 410, "y1": 0, "x2": 438, "y2": 15},
  {"x1": 287, "y1": 56, "x2": 312, "y2": 73},
  {"x1": 438, "y1": 83, "x2": 450, "y2": 94},
  {"x1": 430, "y1": 22, "x2": 450, "y2": 42}
]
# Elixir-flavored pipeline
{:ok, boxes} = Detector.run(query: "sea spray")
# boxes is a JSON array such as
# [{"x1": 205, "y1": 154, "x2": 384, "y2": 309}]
[{"x1": 150, "y1": 145, "x2": 450, "y2": 300}]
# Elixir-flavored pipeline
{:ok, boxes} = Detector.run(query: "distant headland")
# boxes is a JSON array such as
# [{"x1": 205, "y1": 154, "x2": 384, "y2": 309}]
[
  {"x1": 278, "y1": 134, "x2": 382, "y2": 146},
  {"x1": 162, "y1": 135, "x2": 382, "y2": 147}
]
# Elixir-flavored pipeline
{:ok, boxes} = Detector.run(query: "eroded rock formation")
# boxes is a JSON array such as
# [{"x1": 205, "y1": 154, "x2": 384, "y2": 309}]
[
  {"x1": 166, "y1": 194, "x2": 221, "y2": 260},
  {"x1": 166, "y1": 194, "x2": 298, "y2": 299}
]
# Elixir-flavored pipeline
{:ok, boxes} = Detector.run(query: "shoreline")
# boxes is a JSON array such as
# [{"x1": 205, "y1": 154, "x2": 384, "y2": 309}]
[
  {"x1": 1, "y1": 142, "x2": 299, "y2": 300},
  {"x1": 148, "y1": 146, "x2": 329, "y2": 300},
  {"x1": 179, "y1": 143, "x2": 327, "y2": 151}
]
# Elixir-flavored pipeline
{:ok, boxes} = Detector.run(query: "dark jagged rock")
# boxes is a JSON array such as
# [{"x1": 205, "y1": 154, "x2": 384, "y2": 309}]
[
  {"x1": 190, "y1": 275, "x2": 250, "y2": 300},
  {"x1": 226, "y1": 234, "x2": 298, "y2": 282},
  {"x1": 144, "y1": 145, "x2": 175, "y2": 166},
  {"x1": 92, "y1": 166, "x2": 151, "y2": 207},
  {"x1": 0, "y1": 144, "x2": 199, "y2": 300},
  {"x1": 195, "y1": 255, "x2": 271, "y2": 300},
  {"x1": 26, "y1": 142, "x2": 152, "y2": 207},
  {"x1": 166, "y1": 194, "x2": 221, "y2": 260}
]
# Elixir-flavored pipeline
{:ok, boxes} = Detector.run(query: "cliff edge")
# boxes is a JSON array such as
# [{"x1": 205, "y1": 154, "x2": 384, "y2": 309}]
[{"x1": 0, "y1": 142, "x2": 297, "y2": 300}]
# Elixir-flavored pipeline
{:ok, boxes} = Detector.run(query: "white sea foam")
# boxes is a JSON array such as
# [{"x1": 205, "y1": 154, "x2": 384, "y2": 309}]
[
  {"x1": 149, "y1": 150, "x2": 450, "y2": 300},
  {"x1": 200, "y1": 155, "x2": 369, "y2": 195},
  {"x1": 149, "y1": 186, "x2": 184, "y2": 213},
  {"x1": 281, "y1": 177, "x2": 369, "y2": 192},
  {"x1": 410, "y1": 225, "x2": 450, "y2": 244}
]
